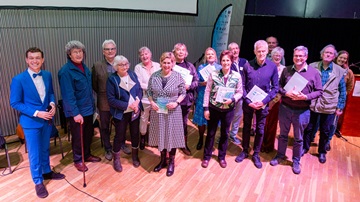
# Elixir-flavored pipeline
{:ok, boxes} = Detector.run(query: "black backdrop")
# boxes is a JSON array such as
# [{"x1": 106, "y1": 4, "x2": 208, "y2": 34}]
[{"x1": 240, "y1": 16, "x2": 360, "y2": 74}]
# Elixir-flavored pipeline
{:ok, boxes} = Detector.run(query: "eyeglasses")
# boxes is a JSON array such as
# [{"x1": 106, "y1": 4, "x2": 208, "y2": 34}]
[
  {"x1": 104, "y1": 48, "x2": 116, "y2": 51},
  {"x1": 117, "y1": 63, "x2": 129, "y2": 67},
  {"x1": 293, "y1": 55, "x2": 305, "y2": 58}
]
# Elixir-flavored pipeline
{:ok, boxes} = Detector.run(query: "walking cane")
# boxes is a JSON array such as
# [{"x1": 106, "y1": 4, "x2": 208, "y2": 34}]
[{"x1": 80, "y1": 123, "x2": 87, "y2": 187}]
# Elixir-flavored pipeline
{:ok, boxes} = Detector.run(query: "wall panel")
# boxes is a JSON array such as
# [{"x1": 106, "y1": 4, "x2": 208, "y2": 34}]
[{"x1": 0, "y1": 0, "x2": 246, "y2": 135}]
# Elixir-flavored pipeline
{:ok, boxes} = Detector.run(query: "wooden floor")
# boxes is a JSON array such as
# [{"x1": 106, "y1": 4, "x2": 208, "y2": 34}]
[{"x1": 1, "y1": 122, "x2": 360, "y2": 202}]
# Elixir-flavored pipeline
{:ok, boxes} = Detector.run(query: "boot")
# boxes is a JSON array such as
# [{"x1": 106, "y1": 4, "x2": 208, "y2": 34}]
[
  {"x1": 139, "y1": 135, "x2": 146, "y2": 150},
  {"x1": 167, "y1": 149, "x2": 176, "y2": 176},
  {"x1": 154, "y1": 149, "x2": 167, "y2": 172},
  {"x1": 132, "y1": 148, "x2": 141, "y2": 168},
  {"x1": 197, "y1": 125, "x2": 205, "y2": 150},
  {"x1": 196, "y1": 134, "x2": 204, "y2": 150},
  {"x1": 181, "y1": 136, "x2": 191, "y2": 156},
  {"x1": 112, "y1": 151, "x2": 122, "y2": 172}
]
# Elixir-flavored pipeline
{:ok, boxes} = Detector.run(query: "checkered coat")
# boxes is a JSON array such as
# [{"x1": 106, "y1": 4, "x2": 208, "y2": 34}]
[{"x1": 147, "y1": 70, "x2": 186, "y2": 151}]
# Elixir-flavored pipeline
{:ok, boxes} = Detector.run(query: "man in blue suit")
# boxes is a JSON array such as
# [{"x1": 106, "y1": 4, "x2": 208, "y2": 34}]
[{"x1": 10, "y1": 47, "x2": 65, "y2": 198}]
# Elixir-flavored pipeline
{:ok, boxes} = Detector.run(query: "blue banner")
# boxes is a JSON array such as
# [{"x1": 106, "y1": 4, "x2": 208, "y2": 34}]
[{"x1": 211, "y1": 4, "x2": 233, "y2": 59}]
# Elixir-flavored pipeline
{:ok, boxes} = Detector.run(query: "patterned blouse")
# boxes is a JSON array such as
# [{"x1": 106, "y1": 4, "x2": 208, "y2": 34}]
[{"x1": 203, "y1": 69, "x2": 243, "y2": 110}]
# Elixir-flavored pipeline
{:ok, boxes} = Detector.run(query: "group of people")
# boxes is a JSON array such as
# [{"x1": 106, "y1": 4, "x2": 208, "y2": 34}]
[{"x1": 9, "y1": 36, "x2": 354, "y2": 198}]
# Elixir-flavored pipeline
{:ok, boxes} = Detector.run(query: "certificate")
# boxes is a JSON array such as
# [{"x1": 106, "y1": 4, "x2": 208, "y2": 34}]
[
  {"x1": 246, "y1": 85, "x2": 268, "y2": 102},
  {"x1": 353, "y1": 81, "x2": 360, "y2": 97},
  {"x1": 284, "y1": 72, "x2": 308, "y2": 93},
  {"x1": 199, "y1": 64, "x2": 216, "y2": 82},
  {"x1": 215, "y1": 86, "x2": 235, "y2": 103},
  {"x1": 173, "y1": 65, "x2": 193, "y2": 85}
]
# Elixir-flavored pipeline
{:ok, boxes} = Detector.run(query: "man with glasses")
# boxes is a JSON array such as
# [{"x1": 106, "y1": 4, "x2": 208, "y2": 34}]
[
  {"x1": 270, "y1": 46, "x2": 323, "y2": 174},
  {"x1": 92, "y1": 40, "x2": 131, "y2": 161},
  {"x1": 303, "y1": 44, "x2": 346, "y2": 164}
]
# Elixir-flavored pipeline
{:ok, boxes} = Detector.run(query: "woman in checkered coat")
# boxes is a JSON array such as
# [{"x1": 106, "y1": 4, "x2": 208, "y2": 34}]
[{"x1": 147, "y1": 52, "x2": 186, "y2": 177}]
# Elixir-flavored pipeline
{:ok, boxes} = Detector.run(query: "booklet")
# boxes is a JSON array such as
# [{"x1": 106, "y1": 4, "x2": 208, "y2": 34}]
[
  {"x1": 215, "y1": 86, "x2": 235, "y2": 103},
  {"x1": 156, "y1": 97, "x2": 168, "y2": 114},
  {"x1": 199, "y1": 64, "x2": 216, "y2": 82},
  {"x1": 284, "y1": 72, "x2": 308, "y2": 93},
  {"x1": 173, "y1": 65, "x2": 193, "y2": 85}
]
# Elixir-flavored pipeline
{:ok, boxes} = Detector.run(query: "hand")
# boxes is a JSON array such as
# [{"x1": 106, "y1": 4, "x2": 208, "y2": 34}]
[
  {"x1": 223, "y1": 98, "x2": 232, "y2": 105},
  {"x1": 292, "y1": 92, "x2": 307, "y2": 100},
  {"x1": 48, "y1": 103, "x2": 56, "y2": 116},
  {"x1": 204, "y1": 110, "x2": 210, "y2": 120},
  {"x1": 37, "y1": 111, "x2": 53, "y2": 120},
  {"x1": 129, "y1": 102, "x2": 139, "y2": 112},
  {"x1": 166, "y1": 102, "x2": 178, "y2": 109},
  {"x1": 335, "y1": 109, "x2": 343, "y2": 116},
  {"x1": 150, "y1": 101, "x2": 159, "y2": 111},
  {"x1": 249, "y1": 101, "x2": 264, "y2": 110},
  {"x1": 74, "y1": 114, "x2": 84, "y2": 124}
]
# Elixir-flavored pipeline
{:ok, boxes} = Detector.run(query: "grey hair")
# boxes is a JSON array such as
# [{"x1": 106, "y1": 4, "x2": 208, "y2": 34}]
[
  {"x1": 172, "y1": 43, "x2": 188, "y2": 58},
  {"x1": 65, "y1": 40, "x2": 86, "y2": 58},
  {"x1": 228, "y1": 42, "x2": 239, "y2": 50},
  {"x1": 271, "y1": 46, "x2": 285, "y2": 57},
  {"x1": 254, "y1": 40, "x2": 268, "y2": 50},
  {"x1": 294, "y1": 46, "x2": 308, "y2": 56},
  {"x1": 138, "y1": 46, "x2": 152, "y2": 56},
  {"x1": 112, "y1": 55, "x2": 129, "y2": 71},
  {"x1": 102, "y1": 39, "x2": 116, "y2": 49},
  {"x1": 320, "y1": 44, "x2": 338, "y2": 58}
]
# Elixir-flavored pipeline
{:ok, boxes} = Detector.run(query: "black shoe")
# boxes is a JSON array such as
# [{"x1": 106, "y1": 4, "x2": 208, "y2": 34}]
[
  {"x1": 121, "y1": 145, "x2": 131, "y2": 155},
  {"x1": 35, "y1": 183, "x2": 49, "y2": 198},
  {"x1": 252, "y1": 155, "x2": 262, "y2": 169},
  {"x1": 235, "y1": 151, "x2": 249, "y2": 163},
  {"x1": 319, "y1": 153, "x2": 326, "y2": 164},
  {"x1": 196, "y1": 138, "x2": 203, "y2": 150},
  {"x1": 270, "y1": 156, "x2": 283, "y2": 166},
  {"x1": 325, "y1": 142, "x2": 331, "y2": 151},
  {"x1": 43, "y1": 171, "x2": 65, "y2": 180},
  {"x1": 334, "y1": 129, "x2": 342, "y2": 138},
  {"x1": 292, "y1": 161, "x2": 301, "y2": 174},
  {"x1": 140, "y1": 135, "x2": 146, "y2": 150},
  {"x1": 250, "y1": 128, "x2": 255, "y2": 136},
  {"x1": 301, "y1": 149, "x2": 308, "y2": 157},
  {"x1": 105, "y1": 150, "x2": 113, "y2": 161}
]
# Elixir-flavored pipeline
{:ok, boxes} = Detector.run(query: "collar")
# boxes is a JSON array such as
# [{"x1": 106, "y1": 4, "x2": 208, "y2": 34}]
[{"x1": 292, "y1": 64, "x2": 308, "y2": 72}]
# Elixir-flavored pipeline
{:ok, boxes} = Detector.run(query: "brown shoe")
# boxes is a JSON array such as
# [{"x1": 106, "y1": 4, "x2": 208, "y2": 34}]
[
  {"x1": 85, "y1": 155, "x2": 101, "y2": 162},
  {"x1": 74, "y1": 162, "x2": 88, "y2": 172},
  {"x1": 201, "y1": 160, "x2": 209, "y2": 168},
  {"x1": 219, "y1": 159, "x2": 227, "y2": 168}
]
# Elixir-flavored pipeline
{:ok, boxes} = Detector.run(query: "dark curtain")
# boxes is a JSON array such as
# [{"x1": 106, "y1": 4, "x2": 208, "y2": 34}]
[{"x1": 240, "y1": 16, "x2": 360, "y2": 74}]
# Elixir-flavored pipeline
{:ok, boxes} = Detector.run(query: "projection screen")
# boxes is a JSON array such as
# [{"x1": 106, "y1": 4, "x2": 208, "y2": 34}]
[{"x1": 0, "y1": 0, "x2": 198, "y2": 15}]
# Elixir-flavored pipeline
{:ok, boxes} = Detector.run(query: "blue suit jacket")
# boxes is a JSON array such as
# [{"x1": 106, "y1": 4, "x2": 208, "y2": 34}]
[{"x1": 10, "y1": 70, "x2": 55, "y2": 128}]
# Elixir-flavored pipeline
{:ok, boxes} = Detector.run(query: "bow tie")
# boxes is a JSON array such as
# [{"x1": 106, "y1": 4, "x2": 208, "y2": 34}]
[{"x1": 33, "y1": 71, "x2": 42, "y2": 78}]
